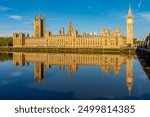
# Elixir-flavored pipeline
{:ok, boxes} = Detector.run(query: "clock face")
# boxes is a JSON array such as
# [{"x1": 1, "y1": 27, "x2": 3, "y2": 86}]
[{"x1": 127, "y1": 19, "x2": 133, "y2": 24}]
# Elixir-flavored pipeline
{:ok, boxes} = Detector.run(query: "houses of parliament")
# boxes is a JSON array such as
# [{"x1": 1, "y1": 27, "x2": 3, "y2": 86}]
[{"x1": 13, "y1": 6, "x2": 134, "y2": 48}]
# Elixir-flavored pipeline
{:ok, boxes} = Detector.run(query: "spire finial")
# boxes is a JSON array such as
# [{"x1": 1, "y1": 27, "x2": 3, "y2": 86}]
[
  {"x1": 69, "y1": 19, "x2": 72, "y2": 24},
  {"x1": 129, "y1": 3, "x2": 131, "y2": 9},
  {"x1": 38, "y1": 14, "x2": 41, "y2": 19},
  {"x1": 128, "y1": 3, "x2": 132, "y2": 17},
  {"x1": 129, "y1": 3, "x2": 132, "y2": 11}
]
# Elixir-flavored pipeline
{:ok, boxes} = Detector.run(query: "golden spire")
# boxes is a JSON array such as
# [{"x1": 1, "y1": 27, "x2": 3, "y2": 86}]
[
  {"x1": 68, "y1": 19, "x2": 73, "y2": 36},
  {"x1": 38, "y1": 14, "x2": 41, "y2": 19},
  {"x1": 128, "y1": 4, "x2": 133, "y2": 17},
  {"x1": 128, "y1": 84, "x2": 132, "y2": 96},
  {"x1": 69, "y1": 20, "x2": 72, "y2": 26},
  {"x1": 126, "y1": 76, "x2": 133, "y2": 96}
]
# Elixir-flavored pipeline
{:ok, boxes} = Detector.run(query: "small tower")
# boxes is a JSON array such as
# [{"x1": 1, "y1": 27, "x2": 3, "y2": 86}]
[
  {"x1": 59, "y1": 28, "x2": 62, "y2": 35},
  {"x1": 34, "y1": 15, "x2": 45, "y2": 38},
  {"x1": 126, "y1": 5, "x2": 134, "y2": 47},
  {"x1": 68, "y1": 20, "x2": 73, "y2": 36},
  {"x1": 62, "y1": 27, "x2": 65, "y2": 35},
  {"x1": 13, "y1": 33, "x2": 25, "y2": 47}
]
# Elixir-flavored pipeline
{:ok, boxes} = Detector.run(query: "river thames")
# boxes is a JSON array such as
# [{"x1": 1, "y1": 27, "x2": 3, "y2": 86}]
[{"x1": 0, "y1": 52, "x2": 150, "y2": 100}]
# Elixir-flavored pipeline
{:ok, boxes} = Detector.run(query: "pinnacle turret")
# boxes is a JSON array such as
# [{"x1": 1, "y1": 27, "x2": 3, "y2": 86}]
[{"x1": 128, "y1": 4, "x2": 133, "y2": 18}]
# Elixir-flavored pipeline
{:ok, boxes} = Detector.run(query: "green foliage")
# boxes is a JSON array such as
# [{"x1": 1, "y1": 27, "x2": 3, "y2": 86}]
[
  {"x1": 0, "y1": 37, "x2": 13, "y2": 46},
  {"x1": 0, "y1": 53, "x2": 12, "y2": 61}
]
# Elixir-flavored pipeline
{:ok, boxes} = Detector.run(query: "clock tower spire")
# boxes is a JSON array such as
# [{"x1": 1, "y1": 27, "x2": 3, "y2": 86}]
[{"x1": 126, "y1": 4, "x2": 134, "y2": 47}]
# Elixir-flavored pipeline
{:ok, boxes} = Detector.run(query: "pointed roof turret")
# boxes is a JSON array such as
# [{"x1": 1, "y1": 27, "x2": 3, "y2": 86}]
[
  {"x1": 126, "y1": 76, "x2": 133, "y2": 96},
  {"x1": 68, "y1": 19, "x2": 73, "y2": 35},
  {"x1": 128, "y1": 4, "x2": 133, "y2": 18},
  {"x1": 38, "y1": 14, "x2": 41, "y2": 19},
  {"x1": 68, "y1": 20, "x2": 72, "y2": 27}
]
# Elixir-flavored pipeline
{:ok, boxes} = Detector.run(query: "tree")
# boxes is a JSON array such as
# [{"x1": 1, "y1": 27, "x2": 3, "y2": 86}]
[{"x1": 0, "y1": 38, "x2": 13, "y2": 47}]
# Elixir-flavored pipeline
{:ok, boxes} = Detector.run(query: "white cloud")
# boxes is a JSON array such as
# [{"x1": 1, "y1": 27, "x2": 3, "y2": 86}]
[
  {"x1": 0, "y1": 6, "x2": 15, "y2": 11},
  {"x1": 11, "y1": 72, "x2": 22, "y2": 77},
  {"x1": 9, "y1": 15, "x2": 22, "y2": 21},
  {"x1": 137, "y1": 12, "x2": 150, "y2": 21},
  {"x1": 114, "y1": 12, "x2": 150, "y2": 22}
]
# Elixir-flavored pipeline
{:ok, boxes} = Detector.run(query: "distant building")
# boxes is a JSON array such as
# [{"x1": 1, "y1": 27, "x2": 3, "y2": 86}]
[
  {"x1": 133, "y1": 38, "x2": 141, "y2": 47},
  {"x1": 13, "y1": 6, "x2": 134, "y2": 48},
  {"x1": 89, "y1": 32, "x2": 98, "y2": 36},
  {"x1": 144, "y1": 34, "x2": 150, "y2": 49}
]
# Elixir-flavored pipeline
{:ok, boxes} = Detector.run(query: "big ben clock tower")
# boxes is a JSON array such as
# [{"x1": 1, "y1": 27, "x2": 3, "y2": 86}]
[{"x1": 126, "y1": 5, "x2": 134, "y2": 47}]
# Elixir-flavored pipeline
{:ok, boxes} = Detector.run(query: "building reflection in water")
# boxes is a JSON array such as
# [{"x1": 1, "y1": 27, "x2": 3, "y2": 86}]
[
  {"x1": 13, "y1": 53, "x2": 133, "y2": 95},
  {"x1": 126, "y1": 56, "x2": 133, "y2": 96},
  {"x1": 34, "y1": 62, "x2": 46, "y2": 83}
]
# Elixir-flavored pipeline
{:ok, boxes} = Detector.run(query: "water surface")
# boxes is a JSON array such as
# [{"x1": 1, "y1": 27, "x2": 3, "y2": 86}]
[{"x1": 0, "y1": 52, "x2": 150, "y2": 100}]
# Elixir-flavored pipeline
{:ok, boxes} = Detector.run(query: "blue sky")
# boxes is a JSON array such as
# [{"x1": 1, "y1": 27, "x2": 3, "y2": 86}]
[{"x1": 0, "y1": 0, "x2": 150, "y2": 39}]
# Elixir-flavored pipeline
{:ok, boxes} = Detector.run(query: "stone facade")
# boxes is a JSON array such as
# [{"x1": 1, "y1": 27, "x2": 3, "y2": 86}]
[
  {"x1": 34, "y1": 16, "x2": 45, "y2": 38},
  {"x1": 13, "y1": 7, "x2": 134, "y2": 48},
  {"x1": 126, "y1": 5, "x2": 134, "y2": 46},
  {"x1": 144, "y1": 33, "x2": 150, "y2": 49}
]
